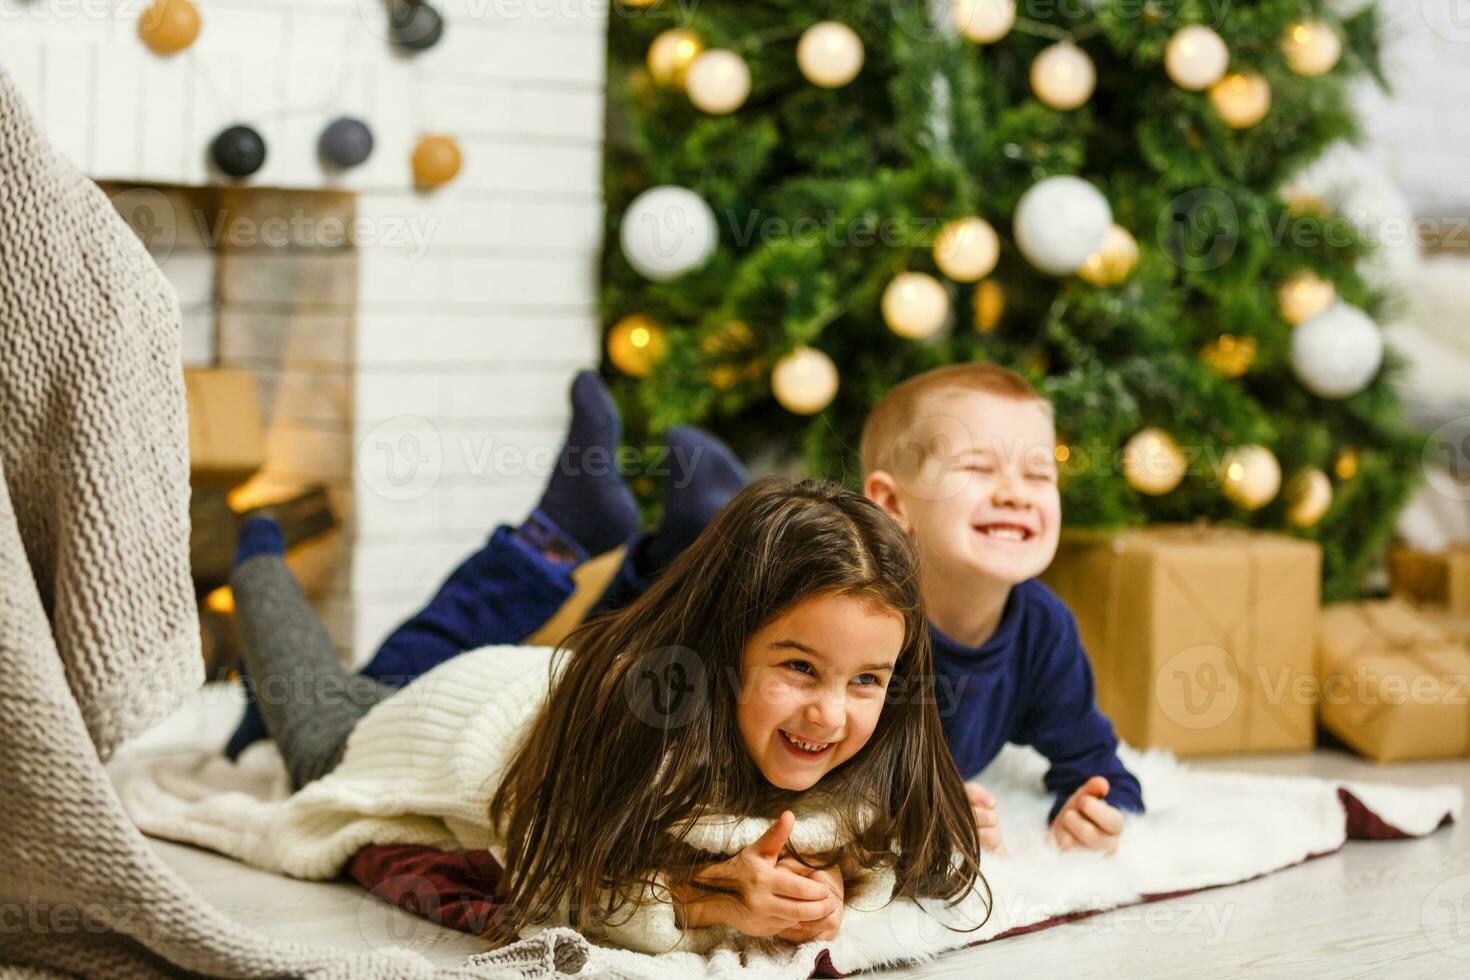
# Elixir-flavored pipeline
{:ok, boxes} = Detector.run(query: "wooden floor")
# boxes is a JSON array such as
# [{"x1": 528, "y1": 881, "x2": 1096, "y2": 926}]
[{"x1": 144, "y1": 749, "x2": 1470, "y2": 978}]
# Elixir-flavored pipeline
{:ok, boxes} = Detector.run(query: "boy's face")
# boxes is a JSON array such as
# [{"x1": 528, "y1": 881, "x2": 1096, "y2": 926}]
[{"x1": 864, "y1": 389, "x2": 1062, "y2": 590}]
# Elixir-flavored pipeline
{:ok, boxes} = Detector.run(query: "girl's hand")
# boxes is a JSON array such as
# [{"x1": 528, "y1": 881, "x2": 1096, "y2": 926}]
[
  {"x1": 966, "y1": 783, "x2": 1007, "y2": 855},
  {"x1": 676, "y1": 811, "x2": 838, "y2": 937},
  {"x1": 775, "y1": 857, "x2": 844, "y2": 943},
  {"x1": 1047, "y1": 776, "x2": 1125, "y2": 856}
]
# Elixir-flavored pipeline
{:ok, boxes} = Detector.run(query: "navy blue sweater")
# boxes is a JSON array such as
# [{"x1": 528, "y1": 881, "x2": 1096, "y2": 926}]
[{"x1": 931, "y1": 579, "x2": 1145, "y2": 824}]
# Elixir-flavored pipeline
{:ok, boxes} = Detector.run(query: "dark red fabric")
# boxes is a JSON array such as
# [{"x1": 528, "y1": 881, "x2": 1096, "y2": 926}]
[
  {"x1": 346, "y1": 788, "x2": 1455, "y2": 979},
  {"x1": 1338, "y1": 787, "x2": 1439, "y2": 840},
  {"x1": 347, "y1": 844, "x2": 503, "y2": 936},
  {"x1": 349, "y1": 843, "x2": 838, "y2": 978},
  {"x1": 810, "y1": 949, "x2": 843, "y2": 978}
]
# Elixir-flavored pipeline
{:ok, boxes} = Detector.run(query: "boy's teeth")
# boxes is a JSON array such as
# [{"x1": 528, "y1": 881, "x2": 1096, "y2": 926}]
[{"x1": 982, "y1": 525, "x2": 1027, "y2": 540}]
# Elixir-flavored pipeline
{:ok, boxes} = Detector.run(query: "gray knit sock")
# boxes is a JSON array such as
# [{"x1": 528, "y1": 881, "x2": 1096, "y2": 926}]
[{"x1": 231, "y1": 555, "x2": 393, "y2": 790}]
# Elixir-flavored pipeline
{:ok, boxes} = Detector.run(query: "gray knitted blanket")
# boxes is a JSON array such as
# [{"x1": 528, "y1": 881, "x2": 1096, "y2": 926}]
[{"x1": 0, "y1": 64, "x2": 609, "y2": 980}]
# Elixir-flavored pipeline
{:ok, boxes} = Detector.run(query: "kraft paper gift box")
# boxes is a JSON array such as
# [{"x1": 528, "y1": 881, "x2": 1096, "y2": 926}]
[
  {"x1": 1416, "y1": 607, "x2": 1470, "y2": 648},
  {"x1": 1317, "y1": 600, "x2": 1470, "y2": 763},
  {"x1": 1390, "y1": 546, "x2": 1470, "y2": 615},
  {"x1": 1041, "y1": 526, "x2": 1321, "y2": 756},
  {"x1": 184, "y1": 368, "x2": 266, "y2": 488}
]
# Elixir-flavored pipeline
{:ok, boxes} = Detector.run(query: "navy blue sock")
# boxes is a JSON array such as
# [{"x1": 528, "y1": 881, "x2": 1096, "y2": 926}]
[
  {"x1": 235, "y1": 516, "x2": 285, "y2": 565},
  {"x1": 642, "y1": 426, "x2": 747, "y2": 571},
  {"x1": 535, "y1": 371, "x2": 639, "y2": 556},
  {"x1": 224, "y1": 693, "x2": 268, "y2": 760}
]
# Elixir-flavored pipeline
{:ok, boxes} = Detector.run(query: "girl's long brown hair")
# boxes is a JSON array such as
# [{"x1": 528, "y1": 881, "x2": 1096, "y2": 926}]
[{"x1": 487, "y1": 477, "x2": 987, "y2": 944}]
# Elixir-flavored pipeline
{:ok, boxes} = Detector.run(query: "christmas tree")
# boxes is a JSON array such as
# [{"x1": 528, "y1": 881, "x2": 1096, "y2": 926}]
[{"x1": 600, "y1": 0, "x2": 1418, "y2": 602}]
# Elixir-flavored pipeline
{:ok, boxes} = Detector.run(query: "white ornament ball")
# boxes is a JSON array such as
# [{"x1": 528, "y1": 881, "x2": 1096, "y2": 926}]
[
  {"x1": 953, "y1": 0, "x2": 1016, "y2": 44},
  {"x1": 772, "y1": 346, "x2": 838, "y2": 415},
  {"x1": 1290, "y1": 303, "x2": 1384, "y2": 399},
  {"x1": 1209, "y1": 71, "x2": 1272, "y2": 129},
  {"x1": 1283, "y1": 21, "x2": 1342, "y2": 77},
  {"x1": 619, "y1": 185, "x2": 717, "y2": 281},
  {"x1": 1286, "y1": 468, "x2": 1333, "y2": 527},
  {"x1": 882, "y1": 272, "x2": 950, "y2": 340},
  {"x1": 933, "y1": 217, "x2": 1000, "y2": 282},
  {"x1": 1031, "y1": 42, "x2": 1096, "y2": 111},
  {"x1": 686, "y1": 49, "x2": 751, "y2": 115},
  {"x1": 1221, "y1": 445, "x2": 1281, "y2": 510},
  {"x1": 1013, "y1": 175, "x2": 1112, "y2": 276},
  {"x1": 1278, "y1": 272, "x2": 1336, "y2": 325},
  {"x1": 1123, "y1": 428, "x2": 1188, "y2": 496},
  {"x1": 1328, "y1": 0, "x2": 1374, "y2": 18},
  {"x1": 1165, "y1": 25, "x2": 1230, "y2": 91},
  {"x1": 797, "y1": 21, "x2": 864, "y2": 88}
]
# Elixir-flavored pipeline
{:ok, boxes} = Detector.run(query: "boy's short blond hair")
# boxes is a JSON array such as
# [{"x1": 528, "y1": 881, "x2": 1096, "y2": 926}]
[{"x1": 859, "y1": 363, "x2": 1051, "y2": 476}]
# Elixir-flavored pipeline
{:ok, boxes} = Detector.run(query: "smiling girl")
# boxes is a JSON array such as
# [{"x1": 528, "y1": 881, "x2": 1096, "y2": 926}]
[{"x1": 204, "y1": 478, "x2": 986, "y2": 953}]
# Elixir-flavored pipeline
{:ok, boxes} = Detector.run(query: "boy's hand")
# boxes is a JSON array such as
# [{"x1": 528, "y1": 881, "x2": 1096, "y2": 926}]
[
  {"x1": 676, "y1": 811, "x2": 839, "y2": 938},
  {"x1": 966, "y1": 784, "x2": 1007, "y2": 855},
  {"x1": 774, "y1": 857, "x2": 844, "y2": 943},
  {"x1": 1047, "y1": 776, "x2": 1125, "y2": 856}
]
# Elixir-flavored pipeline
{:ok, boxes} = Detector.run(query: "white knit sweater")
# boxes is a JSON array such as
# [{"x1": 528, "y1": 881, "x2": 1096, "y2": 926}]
[{"x1": 127, "y1": 644, "x2": 898, "y2": 955}]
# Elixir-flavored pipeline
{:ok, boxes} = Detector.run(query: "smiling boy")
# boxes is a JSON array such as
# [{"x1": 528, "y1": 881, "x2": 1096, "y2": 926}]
[{"x1": 860, "y1": 363, "x2": 1143, "y2": 855}]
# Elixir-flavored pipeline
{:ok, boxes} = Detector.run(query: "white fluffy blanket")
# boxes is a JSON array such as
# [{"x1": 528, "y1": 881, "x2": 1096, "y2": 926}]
[{"x1": 114, "y1": 686, "x2": 1461, "y2": 979}]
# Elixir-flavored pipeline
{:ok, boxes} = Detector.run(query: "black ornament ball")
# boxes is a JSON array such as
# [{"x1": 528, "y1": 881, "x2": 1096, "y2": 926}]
[
  {"x1": 388, "y1": 1, "x2": 443, "y2": 51},
  {"x1": 210, "y1": 125, "x2": 266, "y2": 179},
  {"x1": 319, "y1": 117, "x2": 374, "y2": 169}
]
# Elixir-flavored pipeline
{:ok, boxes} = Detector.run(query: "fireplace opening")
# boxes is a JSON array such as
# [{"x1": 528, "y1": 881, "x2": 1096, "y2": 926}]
[{"x1": 102, "y1": 181, "x2": 358, "y2": 676}]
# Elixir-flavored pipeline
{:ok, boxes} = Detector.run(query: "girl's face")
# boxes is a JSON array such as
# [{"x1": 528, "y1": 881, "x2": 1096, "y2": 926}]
[{"x1": 736, "y1": 594, "x2": 905, "y2": 791}]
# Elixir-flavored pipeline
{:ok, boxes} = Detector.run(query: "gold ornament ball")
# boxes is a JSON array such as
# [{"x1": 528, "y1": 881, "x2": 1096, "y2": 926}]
[
  {"x1": 139, "y1": 0, "x2": 201, "y2": 55},
  {"x1": 647, "y1": 29, "x2": 703, "y2": 86},
  {"x1": 1220, "y1": 444, "x2": 1281, "y2": 510},
  {"x1": 685, "y1": 49, "x2": 751, "y2": 115},
  {"x1": 1077, "y1": 224, "x2": 1139, "y2": 287},
  {"x1": 1209, "y1": 72, "x2": 1272, "y2": 129},
  {"x1": 606, "y1": 315, "x2": 668, "y2": 377},
  {"x1": 772, "y1": 346, "x2": 839, "y2": 415},
  {"x1": 953, "y1": 0, "x2": 1016, "y2": 43},
  {"x1": 1165, "y1": 25, "x2": 1230, "y2": 91},
  {"x1": 933, "y1": 217, "x2": 1000, "y2": 283},
  {"x1": 700, "y1": 319, "x2": 754, "y2": 355},
  {"x1": 1286, "y1": 468, "x2": 1333, "y2": 527},
  {"x1": 797, "y1": 21, "x2": 864, "y2": 89},
  {"x1": 1283, "y1": 21, "x2": 1342, "y2": 77},
  {"x1": 628, "y1": 68, "x2": 657, "y2": 104},
  {"x1": 412, "y1": 135, "x2": 462, "y2": 190},
  {"x1": 1200, "y1": 334, "x2": 1258, "y2": 379},
  {"x1": 1031, "y1": 42, "x2": 1096, "y2": 111},
  {"x1": 1123, "y1": 428, "x2": 1188, "y2": 496},
  {"x1": 1283, "y1": 190, "x2": 1330, "y2": 217},
  {"x1": 1334, "y1": 448, "x2": 1359, "y2": 481},
  {"x1": 882, "y1": 272, "x2": 950, "y2": 340},
  {"x1": 974, "y1": 279, "x2": 1005, "y2": 333},
  {"x1": 708, "y1": 364, "x2": 741, "y2": 391},
  {"x1": 1278, "y1": 273, "x2": 1336, "y2": 325}
]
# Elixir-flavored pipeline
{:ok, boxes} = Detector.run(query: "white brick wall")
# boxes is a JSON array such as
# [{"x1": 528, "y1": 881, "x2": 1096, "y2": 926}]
[
  {"x1": 1358, "y1": 4, "x2": 1470, "y2": 214},
  {"x1": 2, "y1": 0, "x2": 605, "y2": 663}
]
